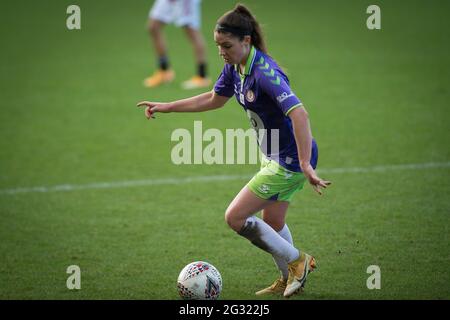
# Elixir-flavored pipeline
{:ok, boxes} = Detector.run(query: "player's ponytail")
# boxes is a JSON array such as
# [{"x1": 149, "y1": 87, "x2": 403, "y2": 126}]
[{"x1": 216, "y1": 4, "x2": 268, "y2": 54}]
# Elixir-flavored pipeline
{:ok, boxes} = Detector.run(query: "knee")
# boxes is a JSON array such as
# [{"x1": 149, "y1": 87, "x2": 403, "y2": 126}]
[
  {"x1": 224, "y1": 208, "x2": 234, "y2": 228},
  {"x1": 224, "y1": 207, "x2": 242, "y2": 232}
]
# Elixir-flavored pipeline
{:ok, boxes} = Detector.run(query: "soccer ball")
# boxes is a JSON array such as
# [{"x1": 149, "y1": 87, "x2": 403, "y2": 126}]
[{"x1": 177, "y1": 261, "x2": 222, "y2": 300}]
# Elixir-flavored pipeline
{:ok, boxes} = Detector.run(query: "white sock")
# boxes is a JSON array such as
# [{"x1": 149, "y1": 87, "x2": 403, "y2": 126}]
[
  {"x1": 273, "y1": 224, "x2": 293, "y2": 280},
  {"x1": 238, "y1": 216, "x2": 299, "y2": 263}
]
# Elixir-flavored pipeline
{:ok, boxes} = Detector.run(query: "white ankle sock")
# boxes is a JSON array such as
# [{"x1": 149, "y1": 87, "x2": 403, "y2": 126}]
[
  {"x1": 238, "y1": 216, "x2": 299, "y2": 263},
  {"x1": 273, "y1": 224, "x2": 293, "y2": 280}
]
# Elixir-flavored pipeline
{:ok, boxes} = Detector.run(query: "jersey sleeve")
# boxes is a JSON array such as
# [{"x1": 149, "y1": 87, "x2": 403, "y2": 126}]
[
  {"x1": 259, "y1": 69, "x2": 303, "y2": 116},
  {"x1": 214, "y1": 65, "x2": 235, "y2": 97}
]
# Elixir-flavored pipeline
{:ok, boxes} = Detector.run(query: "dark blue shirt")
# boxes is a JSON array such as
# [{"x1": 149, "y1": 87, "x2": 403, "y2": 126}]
[{"x1": 214, "y1": 46, "x2": 318, "y2": 172}]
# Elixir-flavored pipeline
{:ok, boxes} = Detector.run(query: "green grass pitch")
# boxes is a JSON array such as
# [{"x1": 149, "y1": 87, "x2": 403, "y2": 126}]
[{"x1": 0, "y1": 0, "x2": 449, "y2": 299}]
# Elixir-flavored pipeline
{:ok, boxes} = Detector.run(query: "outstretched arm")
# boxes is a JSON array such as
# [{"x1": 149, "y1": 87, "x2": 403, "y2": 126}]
[
  {"x1": 289, "y1": 106, "x2": 331, "y2": 195},
  {"x1": 137, "y1": 90, "x2": 230, "y2": 119}
]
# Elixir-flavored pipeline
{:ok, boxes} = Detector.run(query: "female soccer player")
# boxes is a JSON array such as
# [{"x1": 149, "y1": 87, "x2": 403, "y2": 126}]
[{"x1": 137, "y1": 4, "x2": 331, "y2": 298}]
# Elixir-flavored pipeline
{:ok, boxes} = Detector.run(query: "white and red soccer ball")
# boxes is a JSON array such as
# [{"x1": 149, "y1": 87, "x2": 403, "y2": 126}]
[{"x1": 177, "y1": 261, "x2": 222, "y2": 300}]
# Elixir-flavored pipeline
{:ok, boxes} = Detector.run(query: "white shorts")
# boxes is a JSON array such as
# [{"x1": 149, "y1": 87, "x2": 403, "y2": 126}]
[{"x1": 149, "y1": 0, "x2": 202, "y2": 30}]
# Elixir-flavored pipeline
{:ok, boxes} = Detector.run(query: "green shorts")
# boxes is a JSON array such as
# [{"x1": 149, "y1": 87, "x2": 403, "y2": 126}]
[{"x1": 247, "y1": 157, "x2": 306, "y2": 202}]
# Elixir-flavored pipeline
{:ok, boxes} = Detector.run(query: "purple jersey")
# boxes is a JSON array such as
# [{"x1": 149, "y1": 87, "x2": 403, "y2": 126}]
[{"x1": 214, "y1": 46, "x2": 318, "y2": 172}]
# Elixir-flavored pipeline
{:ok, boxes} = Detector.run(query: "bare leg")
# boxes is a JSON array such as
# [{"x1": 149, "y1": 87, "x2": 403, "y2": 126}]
[
  {"x1": 225, "y1": 186, "x2": 272, "y2": 232},
  {"x1": 225, "y1": 186, "x2": 299, "y2": 262},
  {"x1": 148, "y1": 19, "x2": 167, "y2": 58},
  {"x1": 144, "y1": 19, "x2": 175, "y2": 87},
  {"x1": 180, "y1": 26, "x2": 210, "y2": 88},
  {"x1": 183, "y1": 26, "x2": 206, "y2": 64},
  {"x1": 262, "y1": 201, "x2": 290, "y2": 232}
]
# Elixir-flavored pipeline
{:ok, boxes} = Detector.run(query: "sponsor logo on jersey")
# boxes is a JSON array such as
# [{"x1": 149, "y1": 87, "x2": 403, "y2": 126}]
[{"x1": 276, "y1": 91, "x2": 295, "y2": 103}]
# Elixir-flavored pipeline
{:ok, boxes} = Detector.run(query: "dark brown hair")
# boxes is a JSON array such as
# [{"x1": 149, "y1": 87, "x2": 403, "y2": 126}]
[{"x1": 216, "y1": 4, "x2": 268, "y2": 54}]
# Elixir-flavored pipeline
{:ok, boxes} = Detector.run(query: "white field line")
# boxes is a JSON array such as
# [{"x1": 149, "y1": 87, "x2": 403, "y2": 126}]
[{"x1": 0, "y1": 161, "x2": 449, "y2": 196}]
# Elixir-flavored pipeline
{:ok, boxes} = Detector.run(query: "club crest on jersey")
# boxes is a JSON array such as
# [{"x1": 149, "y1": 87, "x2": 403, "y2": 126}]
[{"x1": 246, "y1": 90, "x2": 255, "y2": 103}]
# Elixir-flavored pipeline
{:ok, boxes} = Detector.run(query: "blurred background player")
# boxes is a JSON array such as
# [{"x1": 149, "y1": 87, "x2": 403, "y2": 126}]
[{"x1": 144, "y1": 0, "x2": 211, "y2": 89}]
